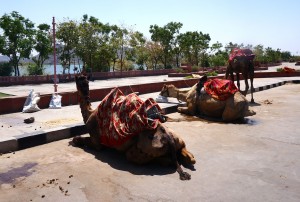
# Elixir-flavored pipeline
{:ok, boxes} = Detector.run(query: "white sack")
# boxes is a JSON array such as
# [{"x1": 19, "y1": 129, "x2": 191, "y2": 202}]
[
  {"x1": 22, "y1": 89, "x2": 41, "y2": 113},
  {"x1": 49, "y1": 93, "x2": 62, "y2": 109}
]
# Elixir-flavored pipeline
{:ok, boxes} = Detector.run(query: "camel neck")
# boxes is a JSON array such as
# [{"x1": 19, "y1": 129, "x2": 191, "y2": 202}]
[
  {"x1": 78, "y1": 95, "x2": 93, "y2": 124},
  {"x1": 177, "y1": 92, "x2": 188, "y2": 102}
]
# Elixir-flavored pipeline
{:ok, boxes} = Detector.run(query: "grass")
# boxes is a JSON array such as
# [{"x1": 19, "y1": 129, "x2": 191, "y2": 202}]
[{"x1": 0, "y1": 92, "x2": 13, "y2": 98}]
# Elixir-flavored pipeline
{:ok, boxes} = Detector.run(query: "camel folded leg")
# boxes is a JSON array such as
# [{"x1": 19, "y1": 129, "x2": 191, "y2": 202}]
[{"x1": 72, "y1": 136, "x2": 103, "y2": 151}]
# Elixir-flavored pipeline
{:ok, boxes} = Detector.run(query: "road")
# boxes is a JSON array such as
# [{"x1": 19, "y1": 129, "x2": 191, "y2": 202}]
[{"x1": 0, "y1": 82, "x2": 300, "y2": 202}]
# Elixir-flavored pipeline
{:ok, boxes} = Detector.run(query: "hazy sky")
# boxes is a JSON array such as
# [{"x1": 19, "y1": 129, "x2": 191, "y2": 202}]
[{"x1": 1, "y1": 0, "x2": 299, "y2": 54}]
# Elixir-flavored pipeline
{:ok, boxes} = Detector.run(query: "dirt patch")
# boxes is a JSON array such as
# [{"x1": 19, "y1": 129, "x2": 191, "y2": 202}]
[{"x1": 42, "y1": 118, "x2": 80, "y2": 127}]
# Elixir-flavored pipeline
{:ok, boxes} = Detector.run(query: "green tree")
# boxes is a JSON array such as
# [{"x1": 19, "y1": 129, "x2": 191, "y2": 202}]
[
  {"x1": 128, "y1": 31, "x2": 147, "y2": 70},
  {"x1": 32, "y1": 23, "x2": 52, "y2": 73},
  {"x1": 253, "y1": 44, "x2": 265, "y2": 64},
  {"x1": 0, "y1": 11, "x2": 35, "y2": 76},
  {"x1": 76, "y1": 15, "x2": 110, "y2": 74},
  {"x1": 56, "y1": 20, "x2": 79, "y2": 74},
  {"x1": 149, "y1": 22, "x2": 183, "y2": 68},
  {"x1": 281, "y1": 51, "x2": 291, "y2": 62},
  {"x1": 177, "y1": 31, "x2": 211, "y2": 66},
  {"x1": 144, "y1": 41, "x2": 163, "y2": 70}
]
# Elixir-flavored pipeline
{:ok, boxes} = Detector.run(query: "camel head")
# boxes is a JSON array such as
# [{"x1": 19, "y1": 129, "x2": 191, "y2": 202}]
[
  {"x1": 134, "y1": 122, "x2": 195, "y2": 180},
  {"x1": 75, "y1": 74, "x2": 90, "y2": 99},
  {"x1": 137, "y1": 122, "x2": 195, "y2": 166},
  {"x1": 160, "y1": 84, "x2": 177, "y2": 98}
]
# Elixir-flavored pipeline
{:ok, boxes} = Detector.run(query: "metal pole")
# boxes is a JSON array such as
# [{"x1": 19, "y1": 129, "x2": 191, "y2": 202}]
[{"x1": 52, "y1": 17, "x2": 57, "y2": 92}]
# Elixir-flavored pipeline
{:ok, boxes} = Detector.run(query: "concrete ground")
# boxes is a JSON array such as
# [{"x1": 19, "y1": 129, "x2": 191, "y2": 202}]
[{"x1": 0, "y1": 82, "x2": 300, "y2": 202}]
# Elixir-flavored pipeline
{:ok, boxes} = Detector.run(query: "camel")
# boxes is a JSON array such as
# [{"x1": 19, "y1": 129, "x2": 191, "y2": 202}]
[
  {"x1": 72, "y1": 74, "x2": 196, "y2": 180},
  {"x1": 225, "y1": 48, "x2": 255, "y2": 103},
  {"x1": 160, "y1": 76, "x2": 256, "y2": 121}
]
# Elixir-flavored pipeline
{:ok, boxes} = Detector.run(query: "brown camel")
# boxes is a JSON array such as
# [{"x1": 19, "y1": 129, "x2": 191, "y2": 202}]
[
  {"x1": 72, "y1": 74, "x2": 196, "y2": 180},
  {"x1": 160, "y1": 76, "x2": 255, "y2": 121},
  {"x1": 225, "y1": 48, "x2": 255, "y2": 103}
]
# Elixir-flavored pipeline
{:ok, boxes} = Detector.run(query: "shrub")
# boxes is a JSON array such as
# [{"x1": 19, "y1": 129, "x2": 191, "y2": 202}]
[
  {"x1": 165, "y1": 64, "x2": 173, "y2": 69},
  {"x1": 27, "y1": 63, "x2": 44, "y2": 75},
  {"x1": 174, "y1": 68, "x2": 184, "y2": 73},
  {"x1": 0, "y1": 62, "x2": 13, "y2": 76},
  {"x1": 276, "y1": 68, "x2": 283, "y2": 72},
  {"x1": 206, "y1": 71, "x2": 218, "y2": 76},
  {"x1": 191, "y1": 66, "x2": 199, "y2": 72}
]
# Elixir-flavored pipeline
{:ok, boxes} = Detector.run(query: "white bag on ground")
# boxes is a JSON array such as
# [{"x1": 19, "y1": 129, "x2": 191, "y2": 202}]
[
  {"x1": 22, "y1": 89, "x2": 41, "y2": 113},
  {"x1": 49, "y1": 93, "x2": 62, "y2": 109}
]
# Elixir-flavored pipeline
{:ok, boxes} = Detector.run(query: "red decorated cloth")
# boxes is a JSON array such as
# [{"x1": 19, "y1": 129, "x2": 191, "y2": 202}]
[
  {"x1": 97, "y1": 88, "x2": 161, "y2": 147},
  {"x1": 229, "y1": 48, "x2": 255, "y2": 62},
  {"x1": 283, "y1": 66, "x2": 296, "y2": 73},
  {"x1": 204, "y1": 79, "x2": 239, "y2": 101}
]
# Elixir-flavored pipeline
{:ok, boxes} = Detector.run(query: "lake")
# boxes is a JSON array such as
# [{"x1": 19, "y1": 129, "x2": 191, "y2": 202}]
[{"x1": 19, "y1": 64, "x2": 80, "y2": 76}]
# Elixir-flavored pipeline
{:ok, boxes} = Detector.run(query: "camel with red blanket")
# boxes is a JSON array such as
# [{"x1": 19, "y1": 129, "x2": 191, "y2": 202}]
[
  {"x1": 72, "y1": 74, "x2": 196, "y2": 180},
  {"x1": 225, "y1": 48, "x2": 255, "y2": 103},
  {"x1": 160, "y1": 76, "x2": 255, "y2": 121}
]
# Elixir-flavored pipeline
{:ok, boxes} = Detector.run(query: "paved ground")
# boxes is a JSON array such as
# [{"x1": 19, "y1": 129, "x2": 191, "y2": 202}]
[
  {"x1": 0, "y1": 62, "x2": 300, "y2": 201},
  {"x1": 1, "y1": 74, "x2": 300, "y2": 153},
  {"x1": 0, "y1": 83, "x2": 300, "y2": 202}
]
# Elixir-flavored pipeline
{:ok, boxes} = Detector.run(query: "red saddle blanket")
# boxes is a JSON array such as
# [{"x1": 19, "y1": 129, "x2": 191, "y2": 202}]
[
  {"x1": 204, "y1": 79, "x2": 239, "y2": 101},
  {"x1": 97, "y1": 88, "x2": 161, "y2": 147},
  {"x1": 283, "y1": 66, "x2": 296, "y2": 73},
  {"x1": 229, "y1": 48, "x2": 255, "y2": 62}
]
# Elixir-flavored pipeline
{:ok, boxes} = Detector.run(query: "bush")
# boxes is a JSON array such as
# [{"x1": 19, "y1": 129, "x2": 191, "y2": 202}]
[
  {"x1": 27, "y1": 64, "x2": 44, "y2": 75},
  {"x1": 174, "y1": 68, "x2": 184, "y2": 73},
  {"x1": 206, "y1": 71, "x2": 218, "y2": 76},
  {"x1": 0, "y1": 62, "x2": 13, "y2": 76},
  {"x1": 165, "y1": 64, "x2": 173, "y2": 69},
  {"x1": 276, "y1": 68, "x2": 283, "y2": 72},
  {"x1": 191, "y1": 66, "x2": 199, "y2": 72}
]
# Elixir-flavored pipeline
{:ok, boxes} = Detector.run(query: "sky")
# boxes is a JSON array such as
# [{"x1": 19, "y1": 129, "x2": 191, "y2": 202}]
[{"x1": 1, "y1": 0, "x2": 299, "y2": 55}]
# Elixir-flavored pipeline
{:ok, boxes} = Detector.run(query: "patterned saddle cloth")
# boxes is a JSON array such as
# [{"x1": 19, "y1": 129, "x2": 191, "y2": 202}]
[
  {"x1": 97, "y1": 88, "x2": 164, "y2": 147},
  {"x1": 229, "y1": 48, "x2": 255, "y2": 62},
  {"x1": 204, "y1": 79, "x2": 239, "y2": 101}
]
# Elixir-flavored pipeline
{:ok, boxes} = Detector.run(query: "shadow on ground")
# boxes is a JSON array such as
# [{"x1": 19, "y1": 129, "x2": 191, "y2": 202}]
[{"x1": 69, "y1": 142, "x2": 195, "y2": 179}]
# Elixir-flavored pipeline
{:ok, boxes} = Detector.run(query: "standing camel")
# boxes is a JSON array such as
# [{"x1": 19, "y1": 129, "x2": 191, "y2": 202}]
[{"x1": 225, "y1": 48, "x2": 255, "y2": 103}]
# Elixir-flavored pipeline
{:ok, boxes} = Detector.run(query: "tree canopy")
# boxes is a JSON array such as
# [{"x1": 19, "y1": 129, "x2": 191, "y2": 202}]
[{"x1": 0, "y1": 11, "x2": 297, "y2": 77}]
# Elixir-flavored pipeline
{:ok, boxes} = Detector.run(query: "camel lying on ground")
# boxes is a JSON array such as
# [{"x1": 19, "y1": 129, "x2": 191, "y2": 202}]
[
  {"x1": 160, "y1": 76, "x2": 256, "y2": 121},
  {"x1": 72, "y1": 75, "x2": 196, "y2": 180}
]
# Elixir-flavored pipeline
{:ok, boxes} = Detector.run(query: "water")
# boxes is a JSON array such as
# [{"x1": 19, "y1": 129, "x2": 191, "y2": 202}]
[{"x1": 19, "y1": 64, "x2": 81, "y2": 76}]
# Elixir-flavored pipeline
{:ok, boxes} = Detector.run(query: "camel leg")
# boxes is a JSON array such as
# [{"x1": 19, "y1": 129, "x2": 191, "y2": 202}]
[
  {"x1": 236, "y1": 73, "x2": 241, "y2": 91},
  {"x1": 72, "y1": 136, "x2": 103, "y2": 151},
  {"x1": 225, "y1": 65, "x2": 230, "y2": 79},
  {"x1": 167, "y1": 135, "x2": 191, "y2": 180},
  {"x1": 178, "y1": 106, "x2": 195, "y2": 116},
  {"x1": 250, "y1": 78, "x2": 254, "y2": 103},
  {"x1": 249, "y1": 69, "x2": 255, "y2": 103},
  {"x1": 243, "y1": 73, "x2": 249, "y2": 97}
]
